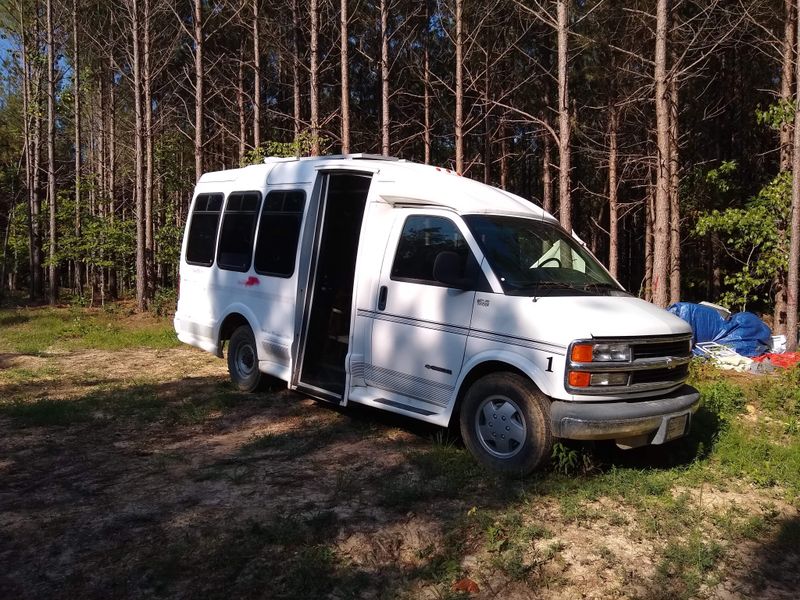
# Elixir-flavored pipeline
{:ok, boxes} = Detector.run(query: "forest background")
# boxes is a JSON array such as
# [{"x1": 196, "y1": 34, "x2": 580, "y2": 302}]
[{"x1": 1, "y1": 0, "x2": 800, "y2": 348}]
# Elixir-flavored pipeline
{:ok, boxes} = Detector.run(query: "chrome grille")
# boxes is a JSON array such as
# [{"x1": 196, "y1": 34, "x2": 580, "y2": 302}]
[
  {"x1": 566, "y1": 334, "x2": 693, "y2": 396},
  {"x1": 632, "y1": 339, "x2": 691, "y2": 360},
  {"x1": 630, "y1": 364, "x2": 690, "y2": 385}
]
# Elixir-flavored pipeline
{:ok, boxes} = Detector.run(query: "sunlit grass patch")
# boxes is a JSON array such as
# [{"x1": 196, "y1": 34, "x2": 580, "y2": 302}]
[
  {"x1": 654, "y1": 533, "x2": 724, "y2": 600},
  {"x1": 0, "y1": 364, "x2": 61, "y2": 384},
  {"x1": 0, "y1": 305, "x2": 178, "y2": 354}
]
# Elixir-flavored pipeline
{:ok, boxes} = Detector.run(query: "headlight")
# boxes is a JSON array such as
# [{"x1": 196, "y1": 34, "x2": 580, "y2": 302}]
[
  {"x1": 592, "y1": 343, "x2": 631, "y2": 362},
  {"x1": 570, "y1": 342, "x2": 631, "y2": 363}
]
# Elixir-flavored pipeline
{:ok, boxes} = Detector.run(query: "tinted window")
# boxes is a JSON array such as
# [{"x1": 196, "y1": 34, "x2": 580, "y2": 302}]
[
  {"x1": 217, "y1": 191, "x2": 261, "y2": 272},
  {"x1": 185, "y1": 193, "x2": 223, "y2": 266},
  {"x1": 391, "y1": 215, "x2": 475, "y2": 286},
  {"x1": 254, "y1": 190, "x2": 306, "y2": 277}
]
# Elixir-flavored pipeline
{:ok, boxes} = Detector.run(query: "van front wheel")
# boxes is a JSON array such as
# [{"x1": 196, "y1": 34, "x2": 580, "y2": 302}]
[
  {"x1": 460, "y1": 373, "x2": 553, "y2": 475},
  {"x1": 227, "y1": 325, "x2": 263, "y2": 392}
]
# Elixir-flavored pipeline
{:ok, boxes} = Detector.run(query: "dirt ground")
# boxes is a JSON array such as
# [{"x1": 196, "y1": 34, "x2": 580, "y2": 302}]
[{"x1": 1, "y1": 345, "x2": 798, "y2": 600}]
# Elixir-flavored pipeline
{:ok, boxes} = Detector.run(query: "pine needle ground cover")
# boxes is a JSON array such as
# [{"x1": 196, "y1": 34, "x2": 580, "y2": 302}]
[{"x1": 0, "y1": 304, "x2": 797, "y2": 599}]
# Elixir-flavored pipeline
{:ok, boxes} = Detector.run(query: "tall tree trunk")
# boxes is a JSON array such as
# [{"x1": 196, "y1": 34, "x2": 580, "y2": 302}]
[
  {"x1": 608, "y1": 104, "x2": 619, "y2": 278},
  {"x1": 786, "y1": 0, "x2": 800, "y2": 351},
  {"x1": 193, "y1": 0, "x2": 204, "y2": 180},
  {"x1": 557, "y1": 0, "x2": 571, "y2": 232},
  {"x1": 46, "y1": 0, "x2": 58, "y2": 305},
  {"x1": 776, "y1": 0, "x2": 795, "y2": 334},
  {"x1": 310, "y1": 0, "x2": 320, "y2": 155},
  {"x1": 500, "y1": 113, "x2": 509, "y2": 189},
  {"x1": 652, "y1": 0, "x2": 671, "y2": 307},
  {"x1": 144, "y1": 0, "x2": 154, "y2": 302},
  {"x1": 131, "y1": 0, "x2": 146, "y2": 311},
  {"x1": 380, "y1": 0, "x2": 390, "y2": 156},
  {"x1": 542, "y1": 121, "x2": 553, "y2": 214},
  {"x1": 668, "y1": 17, "x2": 681, "y2": 304},
  {"x1": 454, "y1": 0, "x2": 464, "y2": 172},
  {"x1": 645, "y1": 182, "x2": 655, "y2": 301},
  {"x1": 292, "y1": 0, "x2": 301, "y2": 141},
  {"x1": 423, "y1": 4, "x2": 431, "y2": 165},
  {"x1": 73, "y1": 0, "x2": 83, "y2": 296},
  {"x1": 19, "y1": 13, "x2": 42, "y2": 300},
  {"x1": 1, "y1": 200, "x2": 14, "y2": 300},
  {"x1": 340, "y1": 0, "x2": 350, "y2": 153},
  {"x1": 237, "y1": 44, "x2": 246, "y2": 162},
  {"x1": 781, "y1": 0, "x2": 796, "y2": 172},
  {"x1": 33, "y1": 71, "x2": 44, "y2": 299},
  {"x1": 252, "y1": 0, "x2": 261, "y2": 149},
  {"x1": 483, "y1": 50, "x2": 491, "y2": 185},
  {"x1": 108, "y1": 64, "x2": 117, "y2": 299}
]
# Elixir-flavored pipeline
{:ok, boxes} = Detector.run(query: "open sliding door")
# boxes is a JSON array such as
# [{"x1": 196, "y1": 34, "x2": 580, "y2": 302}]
[{"x1": 295, "y1": 172, "x2": 372, "y2": 400}]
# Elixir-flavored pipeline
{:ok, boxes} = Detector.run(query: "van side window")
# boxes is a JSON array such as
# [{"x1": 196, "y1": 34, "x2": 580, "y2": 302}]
[
  {"x1": 217, "y1": 191, "x2": 261, "y2": 272},
  {"x1": 185, "y1": 193, "x2": 224, "y2": 266},
  {"x1": 254, "y1": 190, "x2": 306, "y2": 277},
  {"x1": 391, "y1": 215, "x2": 475, "y2": 286}
]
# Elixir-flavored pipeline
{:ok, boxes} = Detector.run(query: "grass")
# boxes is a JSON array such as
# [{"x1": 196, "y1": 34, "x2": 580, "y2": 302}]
[
  {"x1": 0, "y1": 303, "x2": 178, "y2": 354},
  {"x1": 2, "y1": 303, "x2": 800, "y2": 598}
]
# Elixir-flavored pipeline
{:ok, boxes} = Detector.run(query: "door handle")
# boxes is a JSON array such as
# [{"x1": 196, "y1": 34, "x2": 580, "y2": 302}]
[{"x1": 378, "y1": 286, "x2": 388, "y2": 311}]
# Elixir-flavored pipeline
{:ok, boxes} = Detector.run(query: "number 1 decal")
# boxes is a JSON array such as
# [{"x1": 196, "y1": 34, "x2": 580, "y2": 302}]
[{"x1": 546, "y1": 357, "x2": 554, "y2": 372}]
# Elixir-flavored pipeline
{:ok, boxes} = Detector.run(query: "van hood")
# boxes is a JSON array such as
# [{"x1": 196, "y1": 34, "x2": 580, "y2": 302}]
[{"x1": 471, "y1": 294, "x2": 692, "y2": 350}]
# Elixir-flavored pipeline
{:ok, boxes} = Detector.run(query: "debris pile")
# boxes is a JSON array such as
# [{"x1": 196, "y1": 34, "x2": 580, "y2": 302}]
[{"x1": 668, "y1": 302, "x2": 800, "y2": 373}]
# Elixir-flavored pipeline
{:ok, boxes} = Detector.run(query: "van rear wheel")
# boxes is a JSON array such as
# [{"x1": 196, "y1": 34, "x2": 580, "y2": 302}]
[
  {"x1": 227, "y1": 325, "x2": 263, "y2": 392},
  {"x1": 460, "y1": 372, "x2": 553, "y2": 475}
]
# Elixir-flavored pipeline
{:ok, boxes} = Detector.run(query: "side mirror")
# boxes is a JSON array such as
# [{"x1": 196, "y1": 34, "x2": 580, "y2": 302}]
[{"x1": 433, "y1": 251, "x2": 474, "y2": 290}]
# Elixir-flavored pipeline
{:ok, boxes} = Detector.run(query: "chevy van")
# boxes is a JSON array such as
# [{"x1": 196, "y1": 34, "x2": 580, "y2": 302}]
[{"x1": 175, "y1": 155, "x2": 700, "y2": 473}]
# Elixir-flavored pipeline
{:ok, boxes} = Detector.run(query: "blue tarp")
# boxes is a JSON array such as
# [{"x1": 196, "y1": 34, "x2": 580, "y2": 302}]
[
  {"x1": 667, "y1": 302, "x2": 771, "y2": 358},
  {"x1": 668, "y1": 302, "x2": 725, "y2": 343}
]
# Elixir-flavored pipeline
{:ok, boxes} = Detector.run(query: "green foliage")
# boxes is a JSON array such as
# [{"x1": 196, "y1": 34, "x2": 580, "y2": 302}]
[
  {"x1": 695, "y1": 379, "x2": 746, "y2": 422},
  {"x1": 151, "y1": 287, "x2": 177, "y2": 317},
  {"x1": 551, "y1": 441, "x2": 593, "y2": 475},
  {"x1": 241, "y1": 132, "x2": 328, "y2": 166},
  {"x1": 756, "y1": 99, "x2": 795, "y2": 130},
  {"x1": 754, "y1": 366, "x2": 800, "y2": 419},
  {"x1": 655, "y1": 533, "x2": 724, "y2": 599},
  {"x1": 695, "y1": 171, "x2": 790, "y2": 310}
]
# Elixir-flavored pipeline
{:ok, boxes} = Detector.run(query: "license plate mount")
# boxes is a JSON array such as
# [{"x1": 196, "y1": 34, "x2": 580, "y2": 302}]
[{"x1": 666, "y1": 414, "x2": 689, "y2": 441}]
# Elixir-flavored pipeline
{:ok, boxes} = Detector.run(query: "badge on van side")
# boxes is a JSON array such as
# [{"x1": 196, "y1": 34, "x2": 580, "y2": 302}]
[{"x1": 477, "y1": 298, "x2": 490, "y2": 307}]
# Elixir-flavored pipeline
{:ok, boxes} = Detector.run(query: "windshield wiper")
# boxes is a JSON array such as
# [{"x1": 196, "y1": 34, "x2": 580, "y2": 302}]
[
  {"x1": 583, "y1": 281, "x2": 626, "y2": 294},
  {"x1": 507, "y1": 280, "x2": 586, "y2": 295}
]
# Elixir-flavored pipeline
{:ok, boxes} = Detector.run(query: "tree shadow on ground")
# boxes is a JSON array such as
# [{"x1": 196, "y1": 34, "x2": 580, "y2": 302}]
[
  {"x1": 561, "y1": 403, "x2": 724, "y2": 472},
  {"x1": 741, "y1": 515, "x2": 800, "y2": 598},
  {"x1": 0, "y1": 373, "x2": 786, "y2": 600},
  {"x1": 0, "y1": 375, "x2": 520, "y2": 599}
]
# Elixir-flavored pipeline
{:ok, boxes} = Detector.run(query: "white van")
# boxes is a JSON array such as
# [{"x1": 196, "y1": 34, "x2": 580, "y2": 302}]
[{"x1": 175, "y1": 154, "x2": 700, "y2": 474}]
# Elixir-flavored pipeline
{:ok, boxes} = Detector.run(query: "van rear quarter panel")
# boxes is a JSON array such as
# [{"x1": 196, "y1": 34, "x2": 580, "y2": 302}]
[{"x1": 177, "y1": 165, "x2": 315, "y2": 380}]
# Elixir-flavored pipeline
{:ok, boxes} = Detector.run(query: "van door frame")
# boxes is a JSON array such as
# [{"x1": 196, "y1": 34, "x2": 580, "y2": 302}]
[{"x1": 291, "y1": 168, "x2": 375, "y2": 403}]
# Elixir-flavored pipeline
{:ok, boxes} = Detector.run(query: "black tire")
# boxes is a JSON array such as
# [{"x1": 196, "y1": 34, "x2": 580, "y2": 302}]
[
  {"x1": 459, "y1": 372, "x2": 553, "y2": 475},
  {"x1": 227, "y1": 325, "x2": 263, "y2": 392}
]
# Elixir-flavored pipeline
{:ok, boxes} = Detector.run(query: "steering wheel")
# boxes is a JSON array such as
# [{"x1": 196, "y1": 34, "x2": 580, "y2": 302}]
[{"x1": 538, "y1": 257, "x2": 562, "y2": 268}]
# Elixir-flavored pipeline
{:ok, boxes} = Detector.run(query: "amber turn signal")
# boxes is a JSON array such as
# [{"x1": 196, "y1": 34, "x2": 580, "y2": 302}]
[
  {"x1": 568, "y1": 371, "x2": 591, "y2": 387},
  {"x1": 570, "y1": 344, "x2": 593, "y2": 363}
]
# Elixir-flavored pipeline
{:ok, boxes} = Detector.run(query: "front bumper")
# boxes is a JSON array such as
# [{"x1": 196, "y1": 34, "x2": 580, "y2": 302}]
[{"x1": 550, "y1": 384, "x2": 701, "y2": 446}]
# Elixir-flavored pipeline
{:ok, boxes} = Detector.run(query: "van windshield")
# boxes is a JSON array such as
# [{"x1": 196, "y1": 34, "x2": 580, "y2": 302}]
[{"x1": 463, "y1": 215, "x2": 626, "y2": 296}]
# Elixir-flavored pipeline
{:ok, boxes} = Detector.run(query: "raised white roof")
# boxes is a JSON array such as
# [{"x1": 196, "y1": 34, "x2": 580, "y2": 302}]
[{"x1": 197, "y1": 155, "x2": 557, "y2": 224}]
